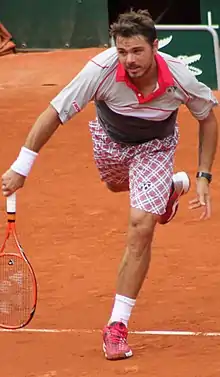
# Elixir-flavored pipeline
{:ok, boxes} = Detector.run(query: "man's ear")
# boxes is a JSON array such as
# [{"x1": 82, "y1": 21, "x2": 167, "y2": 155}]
[{"x1": 153, "y1": 39, "x2": 159, "y2": 54}]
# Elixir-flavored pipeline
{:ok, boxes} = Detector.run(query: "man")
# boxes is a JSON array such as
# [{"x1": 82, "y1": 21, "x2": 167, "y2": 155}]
[{"x1": 1, "y1": 10, "x2": 218, "y2": 360}]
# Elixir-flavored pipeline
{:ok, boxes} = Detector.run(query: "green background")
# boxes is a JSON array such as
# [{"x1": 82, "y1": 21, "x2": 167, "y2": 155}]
[
  {"x1": 157, "y1": 29, "x2": 218, "y2": 89},
  {"x1": 0, "y1": 0, "x2": 109, "y2": 48}
]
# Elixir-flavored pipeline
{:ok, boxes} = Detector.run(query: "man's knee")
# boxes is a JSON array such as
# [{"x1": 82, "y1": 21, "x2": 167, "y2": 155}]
[
  {"x1": 130, "y1": 208, "x2": 157, "y2": 230},
  {"x1": 128, "y1": 208, "x2": 157, "y2": 253}
]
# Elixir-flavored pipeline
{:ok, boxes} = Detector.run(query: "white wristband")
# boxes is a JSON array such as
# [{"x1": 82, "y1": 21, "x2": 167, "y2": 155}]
[{"x1": 10, "y1": 146, "x2": 38, "y2": 177}]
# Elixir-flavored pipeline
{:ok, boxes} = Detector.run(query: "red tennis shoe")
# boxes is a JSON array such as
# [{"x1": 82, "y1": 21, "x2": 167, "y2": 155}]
[
  {"x1": 103, "y1": 322, "x2": 133, "y2": 360},
  {"x1": 159, "y1": 171, "x2": 190, "y2": 225}
]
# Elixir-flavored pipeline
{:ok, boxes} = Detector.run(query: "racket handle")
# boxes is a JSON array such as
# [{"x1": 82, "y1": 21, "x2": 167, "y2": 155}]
[{"x1": 7, "y1": 192, "x2": 16, "y2": 214}]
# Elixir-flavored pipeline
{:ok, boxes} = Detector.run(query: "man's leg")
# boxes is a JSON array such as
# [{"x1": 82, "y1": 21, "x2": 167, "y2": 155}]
[
  {"x1": 106, "y1": 182, "x2": 129, "y2": 192},
  {"x1": 102, "y1": 129, "x2": 191, "y2": 360},
  {"x1": 103, "y1": 171, "x2": 190, "y2": 360},
  {"x1": 116, "y1": 209, "x2": 156, "y2": 297},
  {"x1": 103, "y1": 208, "x2": 156, "y2": 360},
  {"x1": 103, "y1": 172, "x2": 190, "y2": 360}
]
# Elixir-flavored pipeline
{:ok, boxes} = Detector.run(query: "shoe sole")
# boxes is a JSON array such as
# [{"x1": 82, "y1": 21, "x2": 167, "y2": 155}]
[
  {"x1": 103, "y1": 343, "x2": 133, "y2": 360},
  {"x1": 174, "y1": 171, "x2": 191, "y2": 194},
  {"x1": 159, "y1": 172, "x2": 190, "y2": 225}
]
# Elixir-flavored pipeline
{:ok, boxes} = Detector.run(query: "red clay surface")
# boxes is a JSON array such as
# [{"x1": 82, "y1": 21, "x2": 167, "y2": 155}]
[{"x1": 0, "y1": 49, "x2": 220, "y2": 377}]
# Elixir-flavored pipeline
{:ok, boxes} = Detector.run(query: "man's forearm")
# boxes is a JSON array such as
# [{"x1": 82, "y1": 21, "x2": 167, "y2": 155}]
[
  {"x1": 198, "y1": 110, "x2": 218, "y2": 173},
  {"x1": 24, "y1": 105, "x2": 61, "y2": 153},
  {"x1": 10, "y1": 105, "x2": 61, "y2": 177}
]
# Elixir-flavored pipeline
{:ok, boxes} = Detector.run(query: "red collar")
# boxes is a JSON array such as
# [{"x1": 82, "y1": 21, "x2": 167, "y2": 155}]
[{"x1": 116, "y1": 53, "x2": 174, "y2": 103}]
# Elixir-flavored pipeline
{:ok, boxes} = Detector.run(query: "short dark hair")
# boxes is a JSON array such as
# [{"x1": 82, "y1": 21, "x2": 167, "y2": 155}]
[{"x1": 110, "y1": 9, "x2": 157, "y2": 46}]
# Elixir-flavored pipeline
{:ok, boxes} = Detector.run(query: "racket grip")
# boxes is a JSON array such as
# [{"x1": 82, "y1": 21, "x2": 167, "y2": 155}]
[{"x1": 7, "y1": 192, "x2": 16, "y2": 214}]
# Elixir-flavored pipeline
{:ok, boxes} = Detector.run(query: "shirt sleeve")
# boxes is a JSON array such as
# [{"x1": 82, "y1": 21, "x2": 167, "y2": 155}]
[
  {"x1": 183, "y1": 69, "x2": 218, "y2": 120},
  {"x1": 168, "y1": 55, "x2": 219, "y2": 120},
  {"x1": 50, "y1": 60, "x2": 105, "y2": 123},
  {"x1": 186, "y1": 81, "x2": 218, "y2": 120}
]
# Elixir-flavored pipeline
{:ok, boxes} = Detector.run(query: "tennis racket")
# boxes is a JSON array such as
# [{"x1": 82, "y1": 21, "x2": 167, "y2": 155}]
[{"x1": 0, "y1": 193, "x2": 37, "y2": 329}]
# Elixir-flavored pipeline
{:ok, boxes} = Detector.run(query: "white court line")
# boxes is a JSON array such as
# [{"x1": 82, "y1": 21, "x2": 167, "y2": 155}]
[{"x1": 1, "y1": 328, "x2": 220, "y2": 337}]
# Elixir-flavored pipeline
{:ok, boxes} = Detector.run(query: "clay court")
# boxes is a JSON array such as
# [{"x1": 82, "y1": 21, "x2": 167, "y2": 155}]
[{"x1": 0, "y1": 48, "x2": 220, "y2": 376}]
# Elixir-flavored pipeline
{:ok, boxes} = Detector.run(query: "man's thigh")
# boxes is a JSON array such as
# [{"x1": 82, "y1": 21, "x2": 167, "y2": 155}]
[
  {"x1": 89, "y1": 120, "x2": 178, "y2": 207},
  {"x1": 129, "y1": 132, "x2": 178, "y2": 216},
  {"x1": 89, "y1": 120, "x2": 130, "y2": 185}
]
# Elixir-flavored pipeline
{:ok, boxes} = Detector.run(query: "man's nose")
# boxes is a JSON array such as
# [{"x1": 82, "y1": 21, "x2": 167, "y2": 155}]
[{"x1": 126, "y1": 53, "x2": 135, "y2": 65}]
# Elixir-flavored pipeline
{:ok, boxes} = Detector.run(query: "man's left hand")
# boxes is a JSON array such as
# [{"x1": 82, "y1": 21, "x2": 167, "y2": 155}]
[{"x1": 189, "y1": 178, "x2": 211, "y2": 220}]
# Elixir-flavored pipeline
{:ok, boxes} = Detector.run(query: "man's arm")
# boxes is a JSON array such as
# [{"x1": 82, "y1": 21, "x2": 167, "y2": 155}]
[
  {"x1": 1, "y1": 51, "x2": 112, "y2": 196},
  {"x1": 180, "y1": 64, "x2": 219, "y2": 219},
  {"x1": 189, "y1": 109, "x2": 218, "y2": 219},
  {"x1": 1, "y1": 105, "x2": 61, "y2": 196},
  {"x1": 24, "y1": 105, "x2": 61, "y2": 152},
  {"x1": 198, "y1": 109, "x2": 218, "y2": 173}
]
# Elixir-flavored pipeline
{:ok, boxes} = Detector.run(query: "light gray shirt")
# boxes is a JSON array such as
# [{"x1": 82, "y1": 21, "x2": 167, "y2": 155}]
[{"x1": 51, "y1": 47, "x2": 218, "y2": 144}]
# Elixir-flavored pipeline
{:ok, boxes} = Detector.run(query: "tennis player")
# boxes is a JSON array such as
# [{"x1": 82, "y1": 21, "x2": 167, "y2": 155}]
[{"x1": 1, "y1": 10, "x2": 218, "y2": 360}]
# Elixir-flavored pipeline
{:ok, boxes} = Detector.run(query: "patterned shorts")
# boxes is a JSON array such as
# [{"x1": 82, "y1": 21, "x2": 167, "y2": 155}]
[{"x1": 89, "y1": 120, "x2": 179, "y2": 215}]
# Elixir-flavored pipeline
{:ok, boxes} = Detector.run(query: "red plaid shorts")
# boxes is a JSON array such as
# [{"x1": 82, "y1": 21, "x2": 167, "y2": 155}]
[{"x1": 89, "y1": 120, "x2": 179, "y2": 215}]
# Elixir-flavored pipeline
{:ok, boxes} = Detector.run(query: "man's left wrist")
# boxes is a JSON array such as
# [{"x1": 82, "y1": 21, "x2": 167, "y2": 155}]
[{"x1": 196, "y1": 171, "x2": 212, "y2": 183}]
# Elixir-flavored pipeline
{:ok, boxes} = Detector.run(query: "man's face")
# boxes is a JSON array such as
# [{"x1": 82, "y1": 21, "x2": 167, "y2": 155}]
[{"x1": 116, "y1": 35, "x2": 158, "y2": 79}]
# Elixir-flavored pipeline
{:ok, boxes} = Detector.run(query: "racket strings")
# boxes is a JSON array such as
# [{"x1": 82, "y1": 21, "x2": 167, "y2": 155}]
[{"x1": 0, "y1": 255, "x2": 35, "y2": 327}]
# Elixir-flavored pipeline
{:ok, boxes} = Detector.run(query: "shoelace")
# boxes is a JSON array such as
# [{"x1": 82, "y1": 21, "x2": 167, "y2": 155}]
[{"x1": 106, "y1": 323, "x2": 128, "y2": 344}]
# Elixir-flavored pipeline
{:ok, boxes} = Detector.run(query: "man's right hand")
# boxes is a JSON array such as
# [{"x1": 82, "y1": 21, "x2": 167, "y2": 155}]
[{"x1": 1, "y1": 169, "x2": 26, "y2": 197}]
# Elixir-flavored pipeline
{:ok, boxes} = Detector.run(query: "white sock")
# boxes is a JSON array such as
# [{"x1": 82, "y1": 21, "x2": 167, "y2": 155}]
[{"x1": 109, "y1": 294, "x2": 136, "y2": 328}]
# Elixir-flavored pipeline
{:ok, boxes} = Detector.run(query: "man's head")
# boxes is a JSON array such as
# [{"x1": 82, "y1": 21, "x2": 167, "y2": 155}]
[{"x1": 110, "y1": 10, "x2": 158, "y2": 79}]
